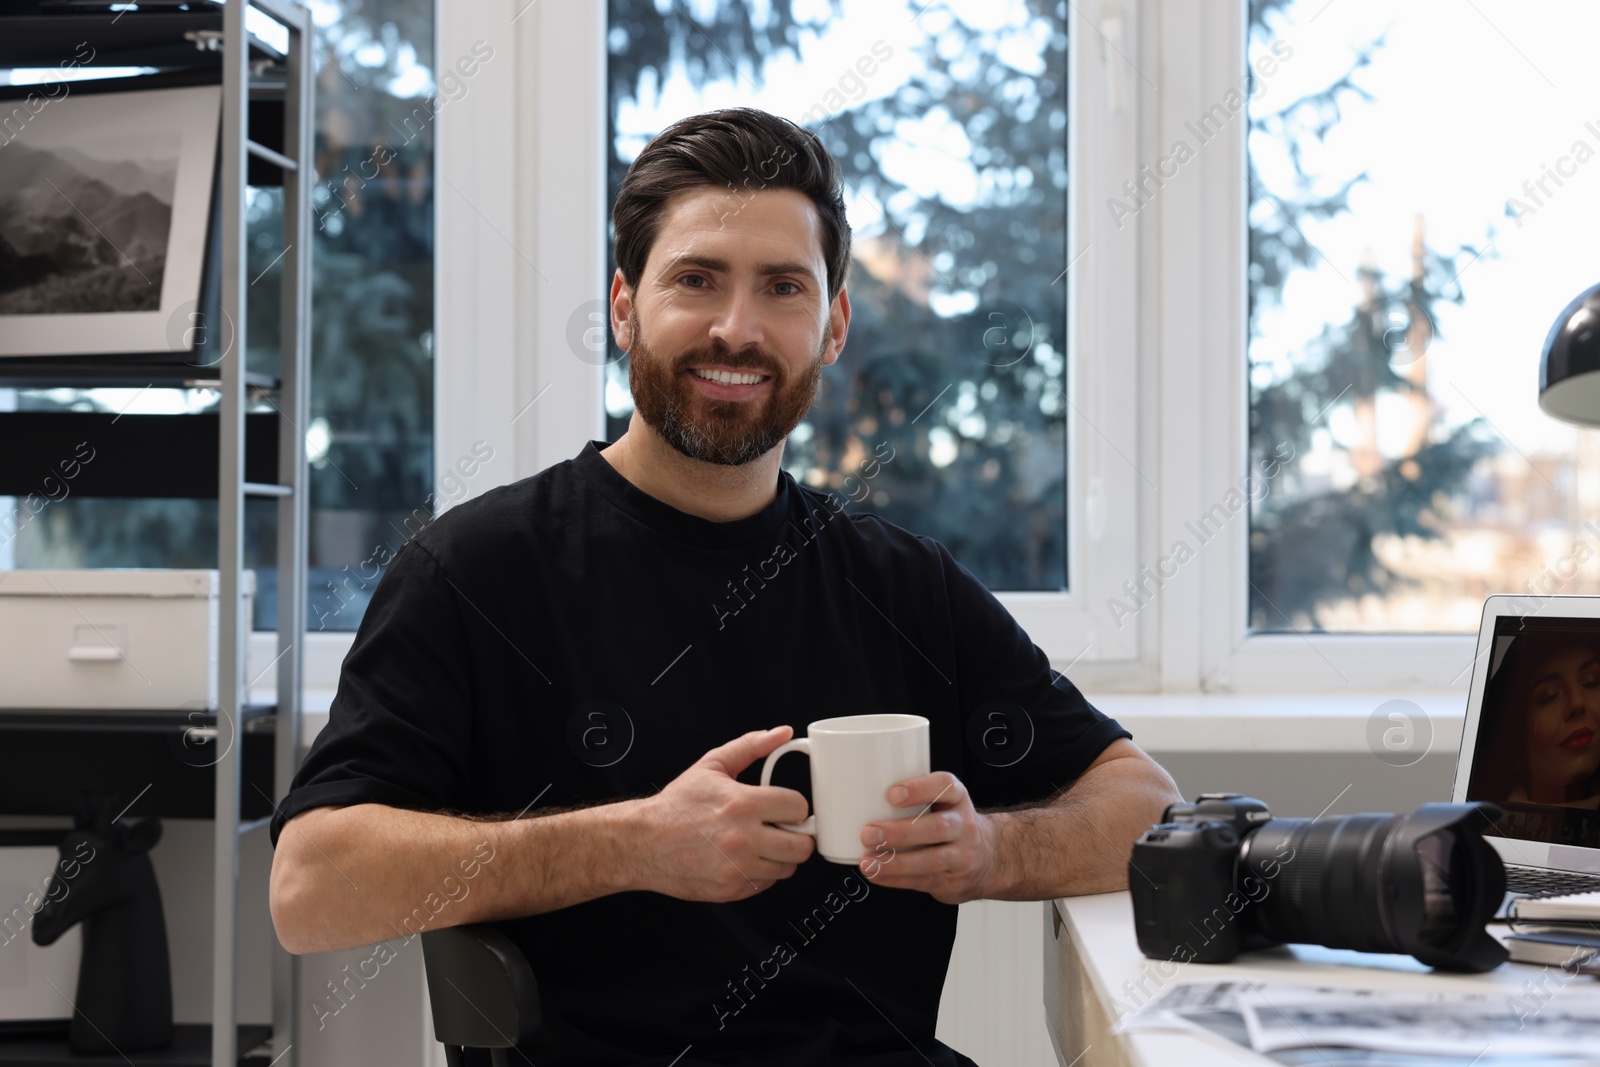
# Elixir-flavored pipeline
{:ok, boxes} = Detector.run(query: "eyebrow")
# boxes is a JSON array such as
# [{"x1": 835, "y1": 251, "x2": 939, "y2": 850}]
[
  {"x1": 1531, "y1": 656, "x2": 1600, "y2": 689},
  {"x1": 660, "y1": 254, "x2": 819, "y2": 285}
]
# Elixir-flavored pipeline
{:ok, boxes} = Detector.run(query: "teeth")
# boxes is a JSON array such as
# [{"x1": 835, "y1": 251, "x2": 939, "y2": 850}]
[{"x1": 692, "y1": 368, "x2": 766, "y2": 386}]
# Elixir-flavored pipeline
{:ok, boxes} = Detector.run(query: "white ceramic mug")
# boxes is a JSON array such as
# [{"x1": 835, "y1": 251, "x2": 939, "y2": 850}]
[{"x1": 759, "y1": 714, "x2": 931, "y2": 864}]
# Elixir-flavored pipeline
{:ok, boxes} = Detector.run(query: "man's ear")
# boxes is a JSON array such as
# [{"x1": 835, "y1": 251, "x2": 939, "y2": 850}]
[
  {"x1": 610, "y1": 269, "x2": 634, "y2": 351},
  {"x1": 824, "y1": 284, "x2": 851, "y2": 367}
]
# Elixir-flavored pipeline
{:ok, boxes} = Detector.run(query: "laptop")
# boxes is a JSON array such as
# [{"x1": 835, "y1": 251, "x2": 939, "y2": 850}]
[{"x1": 1450, "y1": 594, "x2": 1600, "y2": 910}]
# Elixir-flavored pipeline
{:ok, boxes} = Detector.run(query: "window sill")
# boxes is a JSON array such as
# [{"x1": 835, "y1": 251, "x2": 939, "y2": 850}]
[{"x1": 1094, "y1": 692, "x2": 1466, "y2": 755}]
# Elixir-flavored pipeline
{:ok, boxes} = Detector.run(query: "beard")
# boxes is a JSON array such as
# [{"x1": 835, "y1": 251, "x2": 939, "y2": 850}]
[{"x1": 626, "y1": 307, "x2": 826, "y2": 467}]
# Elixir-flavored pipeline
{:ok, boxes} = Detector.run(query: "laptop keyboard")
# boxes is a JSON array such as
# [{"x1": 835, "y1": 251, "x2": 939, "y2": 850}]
[{"x1": 1505, "y1": 865, "x2": 1600, "y2": 897}]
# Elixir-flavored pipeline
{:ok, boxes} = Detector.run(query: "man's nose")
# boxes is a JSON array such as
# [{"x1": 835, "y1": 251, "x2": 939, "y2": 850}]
[{"x1": 707, "y1": 289, "x2": 764, "y2": 353}]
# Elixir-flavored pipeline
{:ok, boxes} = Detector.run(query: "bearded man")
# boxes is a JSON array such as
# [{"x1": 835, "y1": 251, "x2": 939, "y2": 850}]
[{"x1": 269, "y1": 107, "x2": 1179, "y2": 1067}]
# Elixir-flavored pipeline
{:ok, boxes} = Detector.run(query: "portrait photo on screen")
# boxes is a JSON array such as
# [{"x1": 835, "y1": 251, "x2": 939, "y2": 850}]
[{"x1": 1468, "y1": 618, "x2": 1600, "y2": 849}]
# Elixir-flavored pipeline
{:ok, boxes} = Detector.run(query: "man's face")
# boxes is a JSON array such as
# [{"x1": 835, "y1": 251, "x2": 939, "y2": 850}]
[{"x1": 612, "y1": 185, "x2": 848, "y2": 467}]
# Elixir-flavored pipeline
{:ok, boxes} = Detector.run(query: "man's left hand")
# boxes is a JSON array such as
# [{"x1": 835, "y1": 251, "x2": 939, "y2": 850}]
[{"x1": 858, "y1": 772, "x2": 1002, "y2": 905}]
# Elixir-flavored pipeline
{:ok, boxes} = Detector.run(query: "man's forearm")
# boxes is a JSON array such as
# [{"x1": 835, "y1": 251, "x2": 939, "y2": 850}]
[
  {"x1": 980, "y1": 748, "x2": 1181, "y2": 900},
  {"x1": 269, "y1": 801, "x2": 642, "y2": 955},
  {"x1": 271, "y1": 727, "x2": 822, "y2": 954}
]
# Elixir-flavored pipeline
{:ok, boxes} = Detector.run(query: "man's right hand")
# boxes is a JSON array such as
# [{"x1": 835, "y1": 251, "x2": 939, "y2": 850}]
[
  {"x1": 271, "y1": 727, "x2": 815, "y2": 954},
  {"x1": 629, "y1": 726, "x2": 815, "y2": 902}
]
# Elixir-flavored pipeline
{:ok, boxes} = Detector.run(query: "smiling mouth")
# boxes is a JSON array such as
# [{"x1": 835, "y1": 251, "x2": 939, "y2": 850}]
[
  {"x1": 1560, "y1": 727, "x2": 1596, "y2": 750},
  {"x1": 688, "y1": 367, "x2": 772, "y2": 386}
]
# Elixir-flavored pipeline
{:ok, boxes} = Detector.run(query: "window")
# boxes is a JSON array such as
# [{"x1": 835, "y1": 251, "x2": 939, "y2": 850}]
[
  {"x1": 606, "y1": 0, "x2": 1071, "y2": 593},
  {"x1": 1245, "y1": 0, "x2": 1600, "y2": 636},
  {"x1": 0, "y1": 0, "x2": 436, "y2": 647},
  {"x1": 432, "y1": 2, "x2": 1600, "y2": 689},
  {"x1": 438, "y1": 2, "x2": 1140, "y2": 670}
]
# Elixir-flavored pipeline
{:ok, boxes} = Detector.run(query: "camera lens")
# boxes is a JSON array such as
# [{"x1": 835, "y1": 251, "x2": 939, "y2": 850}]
[
  {"x1": 1244, "y1": 814, "x2": 1398, "y2": 954},
  {"x1": 1238, "y1": 805, "x2": 1506, "y2": 971},
  {"x1": 1414, "y1": 828, "x2": 1459, "y2": 942}
]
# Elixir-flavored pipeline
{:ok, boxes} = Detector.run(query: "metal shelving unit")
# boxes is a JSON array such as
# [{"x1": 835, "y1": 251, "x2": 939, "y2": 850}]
[
  {"x1": 218, "y1": 4, "x2": 311, "y2": 1065},
  {"x1": 220, "y1": 4, "x2": 310, "y2": 1062},
  {"x1": 0, "y1": 3, "x2": 313, "y2": 1064}
]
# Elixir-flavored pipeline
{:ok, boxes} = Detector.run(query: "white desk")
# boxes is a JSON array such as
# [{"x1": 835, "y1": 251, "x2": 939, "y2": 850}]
[{"x1": 1043, "y1": 892, "x2": 1593, "y2": 1067}]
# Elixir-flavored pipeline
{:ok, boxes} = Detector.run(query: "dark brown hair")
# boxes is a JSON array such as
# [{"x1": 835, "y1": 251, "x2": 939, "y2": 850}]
[{"x1": 612, "y1": 108, "x2": 852, "y2": 302}]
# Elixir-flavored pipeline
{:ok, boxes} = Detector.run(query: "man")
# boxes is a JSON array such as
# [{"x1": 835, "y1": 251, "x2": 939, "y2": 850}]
[{"x1": 269, "y1": 107, "x2": 1180, "y2": 1066}]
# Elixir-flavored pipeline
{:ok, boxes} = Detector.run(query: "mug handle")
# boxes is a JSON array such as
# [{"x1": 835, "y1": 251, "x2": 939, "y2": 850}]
[{"x1": 759, "y1": 738, "x2": 816, "y2": 835}]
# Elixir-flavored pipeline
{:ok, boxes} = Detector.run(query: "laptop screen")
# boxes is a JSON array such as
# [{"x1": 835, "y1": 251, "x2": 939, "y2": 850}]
[{"x1": 1465, "y1": 614, "x2": 1600, "y2": 850}]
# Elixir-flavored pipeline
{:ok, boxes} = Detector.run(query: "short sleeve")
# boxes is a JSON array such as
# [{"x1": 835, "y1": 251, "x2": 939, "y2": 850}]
[
  {"x1": 270, "y1": 539, "x2": 475, "y2": 846},
  {"x1": 935, "y1": 541, "x2": 1131, "y2": 808}
]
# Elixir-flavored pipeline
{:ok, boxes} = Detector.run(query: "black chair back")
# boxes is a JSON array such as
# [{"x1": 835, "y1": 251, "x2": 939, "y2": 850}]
[{"x1": 421, "y1": 923, "x2": 541, "y2": 1067}]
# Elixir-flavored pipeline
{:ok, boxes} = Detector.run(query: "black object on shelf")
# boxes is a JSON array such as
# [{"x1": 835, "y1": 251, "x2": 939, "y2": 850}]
[
  {"x1": 0, "y1": 710, "x2": 276, "y2": 821},
  {"x1": 33, "y1": 798, "x2": 172, "y2": 1055},
  {"x1": 0, "y1": 359, "x2": 278, "y2": 391},
  {"x1": 0, "y1": 4, "x2": 284, "y2": 73},
  {"x1": 0, "y1": 412, "x2": 281, "y2": 498},
  {"x1": 0, "y1": 1023, "x2": 273, "y2": 1066}
]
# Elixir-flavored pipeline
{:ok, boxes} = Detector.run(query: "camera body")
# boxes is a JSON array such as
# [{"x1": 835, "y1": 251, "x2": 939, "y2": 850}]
[
  {"x1": 1129, "y1": 793, "x2": 1508, "y2": 972},
  {"x1": 1129, "y1": 793, "x2": 1284, "y2": 964}
]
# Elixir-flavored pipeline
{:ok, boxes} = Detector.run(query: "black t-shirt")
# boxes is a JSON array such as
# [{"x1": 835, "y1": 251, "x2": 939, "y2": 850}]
[{"x1": 272, "y1": 440, "x2": 1130, "y2": 1067}]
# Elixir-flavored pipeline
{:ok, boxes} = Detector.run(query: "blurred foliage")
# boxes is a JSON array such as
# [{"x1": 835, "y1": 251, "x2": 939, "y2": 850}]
[
  {"x1": 253, "y1": 0, "x2": 435, "y2": 513},
  {"x1": 1245, "y1": 0, "x2": 1499, "y2": 630},
  {"x1": 607, "y1": 0, "x2": 1071, "y2": 591}
]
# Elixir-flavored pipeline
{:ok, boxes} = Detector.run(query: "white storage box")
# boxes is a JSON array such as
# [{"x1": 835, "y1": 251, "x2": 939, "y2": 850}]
[{"x1": 0, "y1": 569, "x2": 255, "y2": 711}]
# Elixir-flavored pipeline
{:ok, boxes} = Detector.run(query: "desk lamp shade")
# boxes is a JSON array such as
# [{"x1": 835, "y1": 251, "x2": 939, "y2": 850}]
[{"x1": 1540, "y1": 282, "x2": 1600, "y2": 426}]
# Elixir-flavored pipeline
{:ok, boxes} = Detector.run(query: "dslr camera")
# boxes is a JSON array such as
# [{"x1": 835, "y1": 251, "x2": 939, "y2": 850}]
[{"x1": 1129, "y1": 794, "x2": 1507, "y2": 972}]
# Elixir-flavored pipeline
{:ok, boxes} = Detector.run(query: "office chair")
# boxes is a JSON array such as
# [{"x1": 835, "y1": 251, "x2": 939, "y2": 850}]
[{"x1": 421, "y1": 923, "x2": 541, "y2": 1067}]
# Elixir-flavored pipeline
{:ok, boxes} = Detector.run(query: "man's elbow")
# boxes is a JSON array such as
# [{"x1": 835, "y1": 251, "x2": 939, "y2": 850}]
[
  {"x1": 270, "y1": 847, "x2": 315, "y2": 955},
  {"x1": 270, "y1": 811, "x2": 336, "y2": 955},
  {"x1": 1132, "y1": 751, "x2": 1183, "y2": 819},
  {"x1": 1084, "y1": 740, "x2": 1182, "y2": 818},
  {"x1": 1129, "y1": 766, "x2": 1182, "y2": 844}
]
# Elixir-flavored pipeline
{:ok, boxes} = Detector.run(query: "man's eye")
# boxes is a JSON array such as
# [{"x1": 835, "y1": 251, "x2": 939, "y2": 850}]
[
  {"x1": 773, "y1": 281, "x2": 799, "y2": 295},
  {"x1": 683, "y1": 275, "x2": 709, "y2": 288}
]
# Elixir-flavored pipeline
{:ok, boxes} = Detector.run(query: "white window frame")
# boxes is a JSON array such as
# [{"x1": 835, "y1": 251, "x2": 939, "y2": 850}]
[
  {"x1": 250, "y1": 0, "x2": 1487, "y2": 698},
  {"x1": 1170, "y1": 0, "x2": 1478, "y2": 692},
  {"x1": 273, "y1": 0, "x2": 610, "y2": 692},
  {"x1": 428, "y1": 0, "x2": 1154, "y2": 685}
]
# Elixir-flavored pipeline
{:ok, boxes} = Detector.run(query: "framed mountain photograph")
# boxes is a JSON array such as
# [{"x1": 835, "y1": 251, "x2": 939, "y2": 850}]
[{"x1": 0, "y1": 81, "x2": 219, "y2": 357}]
